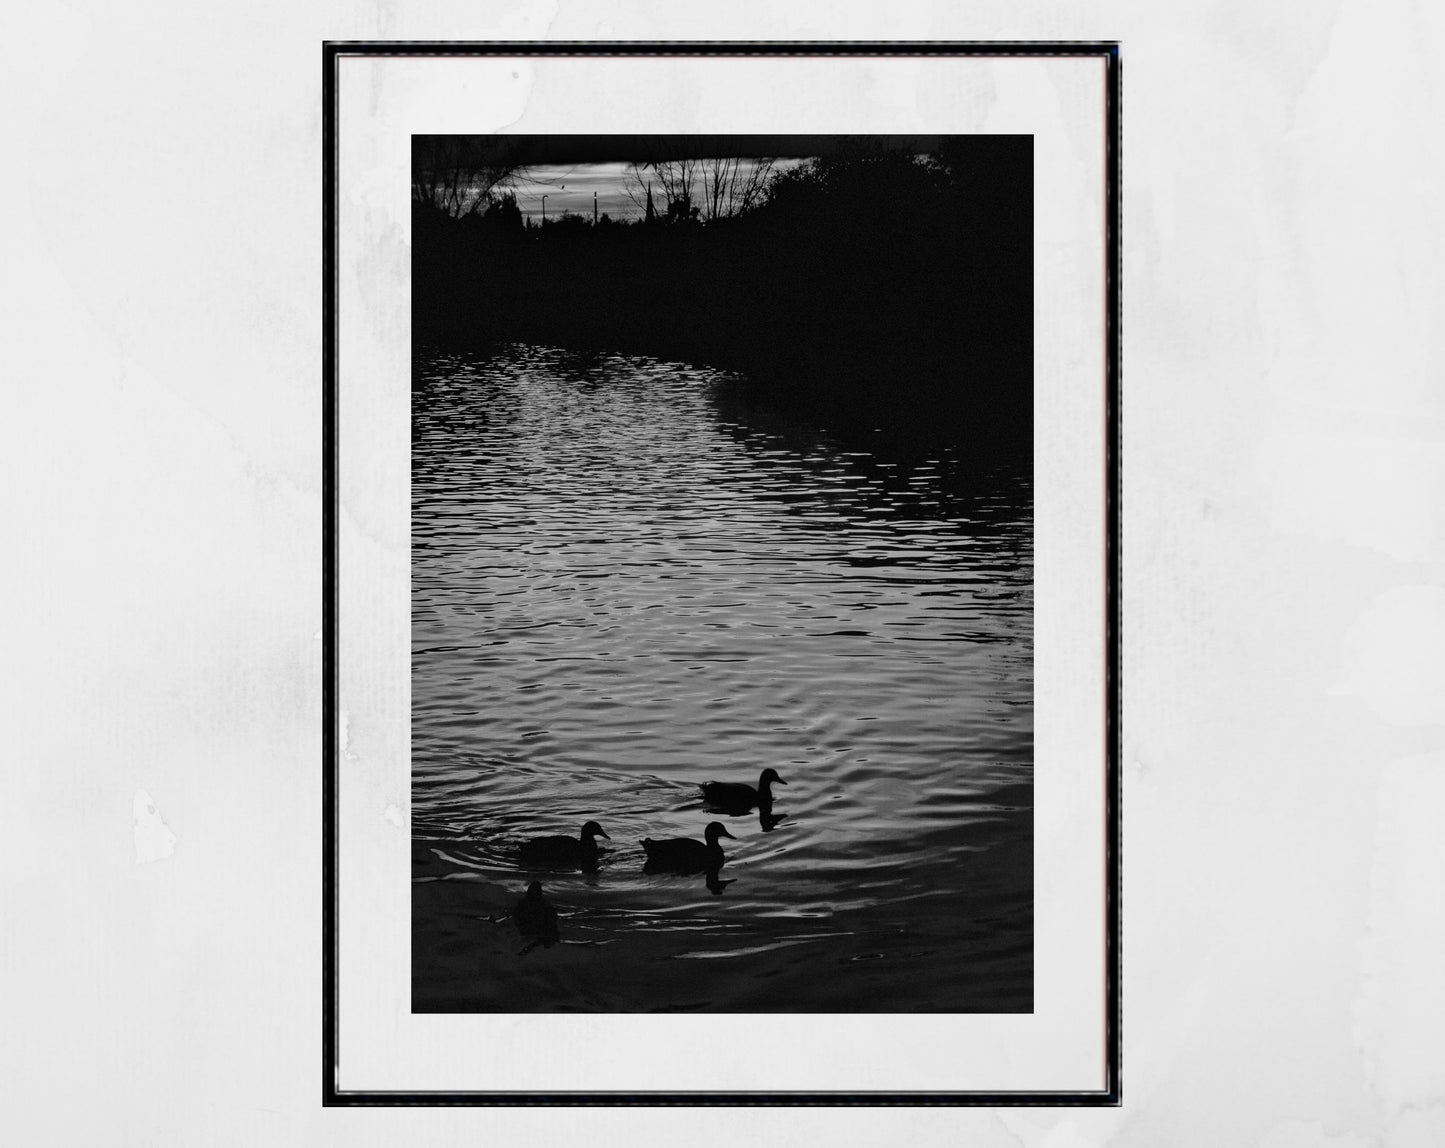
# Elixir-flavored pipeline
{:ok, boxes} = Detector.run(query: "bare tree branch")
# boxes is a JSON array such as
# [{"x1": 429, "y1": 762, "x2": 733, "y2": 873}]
[
  {"x1": 412, "y1": 137, "x2": 520, "y2": 218},
  {"x1": 622, "y1": 163, "x2": 653, "y2": 220},
  {"x1": 700, "y1": 154, "x2": 776, "y2": 220},
  {"x1": 621, "y1": 156, "x2": 703, "y2": 222}
]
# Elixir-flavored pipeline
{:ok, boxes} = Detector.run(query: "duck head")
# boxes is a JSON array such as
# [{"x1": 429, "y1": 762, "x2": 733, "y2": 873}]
[
  {"x1": 581, "y1": 821, "x2": 610, "y2": 841},
  {"x1": 759, "y1": 768, "x2": 787, "y2": 790},
  {"x1": 526, "y1": 881, "x2": 544, "y2": 899},
  {"x1": 703, "y1": 821, "x2": 737, "y2": 846}
]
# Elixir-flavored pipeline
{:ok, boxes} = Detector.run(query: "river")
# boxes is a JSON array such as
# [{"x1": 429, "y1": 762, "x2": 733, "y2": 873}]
[{"x1": 411, "y1": 344, "x2": 1032, "y2": 1013}]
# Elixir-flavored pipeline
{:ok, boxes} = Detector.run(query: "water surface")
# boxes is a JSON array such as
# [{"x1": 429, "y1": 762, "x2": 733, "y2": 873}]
[{"x1": 412, "y1": 345, "x2": 1032, "y2": 1012}]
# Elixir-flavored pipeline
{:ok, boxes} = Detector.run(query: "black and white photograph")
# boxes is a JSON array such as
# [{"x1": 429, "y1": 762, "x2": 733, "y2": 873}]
[
  {"x1": 330, "y1": 46, "x2": 1112, "y2": 1099},
  {"x1": 407, "y1": 134, "x2": 1036, "y2": 1014},
  {"x1": 9, "y1": 3, "x2": 1445, "y2": 1140}
]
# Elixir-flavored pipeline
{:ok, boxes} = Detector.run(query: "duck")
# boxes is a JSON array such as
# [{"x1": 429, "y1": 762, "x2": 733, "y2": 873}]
[
  {"x1": 510, "y1": 881, "x2": 559, "y2": 945},
  {"x1": 641, "y1": 821, "x2": 736, "y2": 874},
  {"x1": 518, "y1": 820, "x2": 610, "y2": 870},
  {"x1": 700, "y1": 768, "x2": 786, "y2": 813}
]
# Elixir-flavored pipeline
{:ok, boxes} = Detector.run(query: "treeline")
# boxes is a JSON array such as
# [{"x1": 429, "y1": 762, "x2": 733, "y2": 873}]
[{"x1": 413, "y1": 139, "x2": 1031, "y2": 440}]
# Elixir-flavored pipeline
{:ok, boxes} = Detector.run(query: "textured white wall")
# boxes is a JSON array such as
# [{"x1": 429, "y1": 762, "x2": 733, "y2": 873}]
[{"x1": 1, "y1": 1, "x2": 1442, "y2": 1145}]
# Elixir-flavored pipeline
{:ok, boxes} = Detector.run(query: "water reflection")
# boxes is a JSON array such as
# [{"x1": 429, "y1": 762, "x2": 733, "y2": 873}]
[
  {"x1": 757, "y1": 811, "x2": 788, "y2": 833},
  {"x1": 411, "y1": 345, "x2": 1032, "y2": 1013}
]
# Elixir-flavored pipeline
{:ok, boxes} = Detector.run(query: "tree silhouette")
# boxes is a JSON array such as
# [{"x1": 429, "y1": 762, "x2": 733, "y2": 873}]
[
  {"x1": 412, "y1": 138, "x2": 1032, "y2": 444},
  {"x1": 699, "y1": 153, "x2": 776, "y2": 221},
  {"x1": 412, "y1": 137, "x2": 518, "y2": 218}
]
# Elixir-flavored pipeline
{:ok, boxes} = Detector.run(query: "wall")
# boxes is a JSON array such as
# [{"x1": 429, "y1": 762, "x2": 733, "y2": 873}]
[{"x1": 1, "y1": 2, "x2": 1441, "y2": 1144}]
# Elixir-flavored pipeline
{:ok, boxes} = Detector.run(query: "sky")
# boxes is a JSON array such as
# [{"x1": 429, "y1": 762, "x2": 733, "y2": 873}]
[
  {"x1": 415, "y1": 135, "x2": 951, "y2": 223},
  {"x1": 504, "y1": 159, "x2": 803, "y2": 223}
]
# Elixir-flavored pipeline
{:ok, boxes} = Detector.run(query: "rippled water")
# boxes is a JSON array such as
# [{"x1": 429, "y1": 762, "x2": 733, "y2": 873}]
[{"x1": 412, "y1": 345, "x2": 1032, "y2": 1012}]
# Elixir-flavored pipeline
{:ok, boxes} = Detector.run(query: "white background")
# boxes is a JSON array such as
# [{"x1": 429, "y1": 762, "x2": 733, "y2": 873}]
[
  {"x1": 338, "y1": 53, "x2": 1106, "y2": 1095},
  {"x1": 2, "y1": 2, "x2": 1443, "y2": 1145}
]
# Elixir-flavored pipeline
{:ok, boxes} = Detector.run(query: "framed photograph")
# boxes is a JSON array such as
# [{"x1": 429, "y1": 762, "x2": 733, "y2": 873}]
[{"x1": 324, "y1": 41, "x2": 1119, "y2": 1103}]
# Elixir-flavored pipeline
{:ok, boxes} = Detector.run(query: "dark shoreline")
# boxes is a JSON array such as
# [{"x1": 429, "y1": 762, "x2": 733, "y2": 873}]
[{"x1": 412, "y1": 139, "x2": 1032, "y2": 457}]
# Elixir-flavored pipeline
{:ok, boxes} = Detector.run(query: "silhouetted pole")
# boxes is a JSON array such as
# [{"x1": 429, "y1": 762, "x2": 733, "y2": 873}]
[
  {"x1": 542, "y1": 194, "x2": 548, "y2": 224},
  {"x1": 594, "y1": 191, "x2": 598, "y2": 225}
]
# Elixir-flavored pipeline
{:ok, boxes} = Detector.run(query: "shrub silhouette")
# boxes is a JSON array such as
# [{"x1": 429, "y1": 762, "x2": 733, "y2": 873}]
[{"x1": 413, "y1": 140, "x2": 1031, "y2": 444}]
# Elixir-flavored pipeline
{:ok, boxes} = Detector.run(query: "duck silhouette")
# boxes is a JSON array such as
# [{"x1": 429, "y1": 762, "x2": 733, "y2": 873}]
[
  {"x1": 700, "y1": 768, "x2": 786, "y2": 814},
  {"x1": 510, "y1": 881, "x2": 560, "y2": 947},
  {"x1": 518, "y1": 820, "x2": 609, "y2": 871},
  {"x1": 642, "y1": 821, "x2": 736, "y2": 875}
]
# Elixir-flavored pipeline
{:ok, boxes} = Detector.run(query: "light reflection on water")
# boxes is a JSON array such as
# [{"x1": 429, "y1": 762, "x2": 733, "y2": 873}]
[{"x1": 412, "y1": 345, "x2": 1032, "y2": 1012}]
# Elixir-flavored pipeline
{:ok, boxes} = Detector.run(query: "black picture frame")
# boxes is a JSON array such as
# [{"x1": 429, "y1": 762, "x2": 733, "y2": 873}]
[{"x1": 322, "y1": 39, "x2": 1121, "y2": 1106}]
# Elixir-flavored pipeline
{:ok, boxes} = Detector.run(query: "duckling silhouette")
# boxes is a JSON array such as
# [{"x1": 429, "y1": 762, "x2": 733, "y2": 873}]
[
  {"x1": 700, "y1": 768, "x2": 786, "y2": 814},
  {"x1": 642, "y1": 821, "x2": 736, "y2": 874},
  {"x1": 518, "y1": 820, "x2": 609, "y2": 871},
  {"x1": 510, "y1": 881, "x2": 559, "y2": 946}
]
